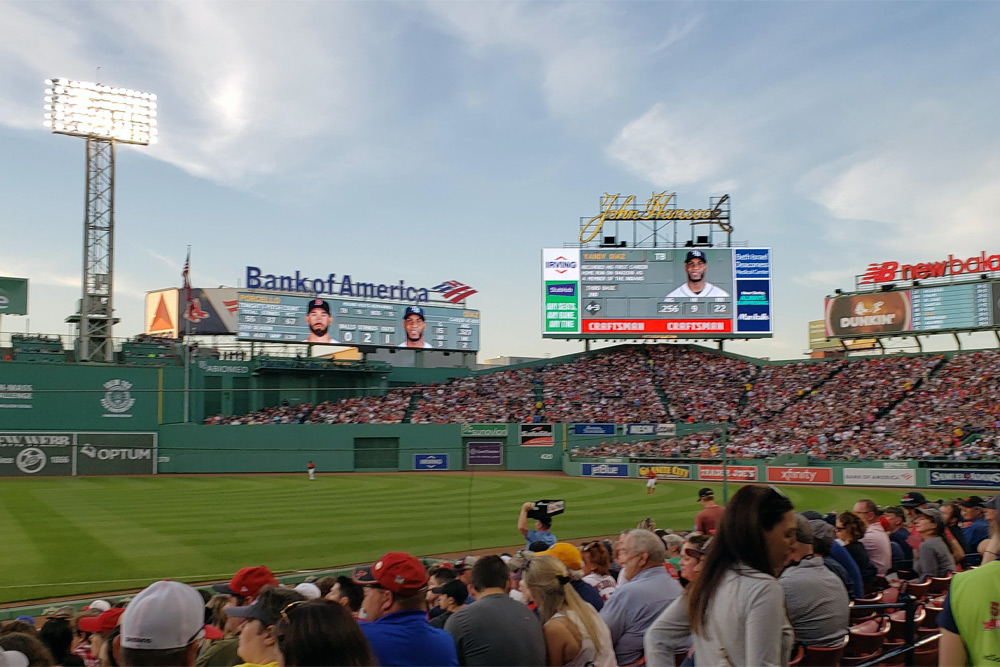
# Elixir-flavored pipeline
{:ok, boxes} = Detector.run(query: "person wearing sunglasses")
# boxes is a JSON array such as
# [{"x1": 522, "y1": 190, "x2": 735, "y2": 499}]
[
  {"x1": 644, "y1": 485, "x2": 796, "y2": 667},
  {"x1": 225, "y1": 587, "x2": 306, "y2": 667},
  {"x1": 270, "y1": 601, "x2": 372, "y2": 667}
]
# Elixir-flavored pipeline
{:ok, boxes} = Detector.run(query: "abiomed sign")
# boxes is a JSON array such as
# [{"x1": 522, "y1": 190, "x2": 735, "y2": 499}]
[{"x1": 0, "y1": 432, "x2": 157, "y2": 477}]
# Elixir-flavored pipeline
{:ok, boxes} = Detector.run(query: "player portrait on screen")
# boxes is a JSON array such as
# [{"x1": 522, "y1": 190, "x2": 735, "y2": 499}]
[
  {"x1": 667, "y1": 250, "x2": 730, "y2": 298},
  {"x1": 304, "y1": 298, "x2": 340, "y2": 343},
  {"x1": 398, "y1": 306, "x2": 434, "y2": 348}
]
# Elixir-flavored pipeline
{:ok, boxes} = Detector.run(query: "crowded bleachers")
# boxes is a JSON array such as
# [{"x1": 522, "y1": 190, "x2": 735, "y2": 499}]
[{"x1": 204, "y1": 346, "x2": 1000, "y2": 461}]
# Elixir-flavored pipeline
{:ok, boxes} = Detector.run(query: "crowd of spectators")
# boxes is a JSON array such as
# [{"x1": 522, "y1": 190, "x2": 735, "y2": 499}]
[
  {"x1": 203, "y1": 346, "x2": 1000, "y2": 462},
  {"x1": 5, "y1": 489, "x2": 989, "y2": 666}
]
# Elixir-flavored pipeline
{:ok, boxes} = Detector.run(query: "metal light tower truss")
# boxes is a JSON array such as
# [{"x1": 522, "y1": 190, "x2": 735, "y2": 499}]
[{"x1": 44, "y1": 78, "x2": 157, "y2": 362}]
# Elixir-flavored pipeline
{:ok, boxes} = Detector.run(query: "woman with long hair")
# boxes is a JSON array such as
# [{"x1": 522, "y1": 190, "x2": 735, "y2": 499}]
[
  {"x1": 911, "y1": 506, "x2": 956, "y2": 580},
  {"x1": 271, "y1": 600, "x2": 374, "y2": 667},
  {"x1": 581, "y1": 542, "x2": 617, "y2": 601},
  {"x1": 643, "y1": 485, "x2": 797, "y2": 666},
  {"x1": 837, "y1": 511, "x2": 878, "y2": 584},
  {"x1": 522, "y1": 555, "x2": 616, "y2": 667}
]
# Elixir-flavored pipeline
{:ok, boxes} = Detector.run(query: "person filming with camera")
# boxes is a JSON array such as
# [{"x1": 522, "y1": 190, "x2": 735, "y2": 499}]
[{"x1": 518, "y1": 501, "x2": 559, "y2": 549}]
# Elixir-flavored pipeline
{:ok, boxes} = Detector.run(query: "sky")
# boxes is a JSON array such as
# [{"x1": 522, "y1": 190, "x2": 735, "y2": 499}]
[{"x1": 3, "y1": 1, "x2": 1000, "y2": 362}]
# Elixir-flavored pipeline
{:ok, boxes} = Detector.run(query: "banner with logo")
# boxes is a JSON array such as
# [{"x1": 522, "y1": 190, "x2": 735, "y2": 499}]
[
  {"x1": 0, "y1": 433, "x2": 73, "y2": 477},
  {"x1": 413, "y1": 454, "x2": 449, "y2": 470},
  {"x1": 766, "y1": 467, "x2": 833, "y2": 485},
  {"x1": 75, "y1": 433, "x2": 157, "y2": 475},
  {"x1": 825, "y1": 292, "x2": 912, "y2": 337},
  {"x1": 698, "y1": 465, "x2": 758, "y2": 481},
  {"x1": 460, "y1": 424, "x2": 509, "y2": 437},
  {"x1": 520, "y1": 424, "x2": 554, "y2": 447},
  {"x1": 467, "y1": 442, "x2": 503, "y2": 466},
  {"x1": 0, "y1": 277, "x2": 28, "y2": 315},
  {"x1": 842, "y1": 468, "x2": 916, "y2": 487},
  {"x1": 573, "y1": 424, "x2": 615, "y2": 436},
  {"x1": 582, "y1": 463, "x2": 629, "y2": 477},
  {"x1": 637, "y1": 464, "x2": 692, "y2": 479},
  {"x1": 0, "y1": 432, "x2": 156, "y2": 477},
  {"x1": 625, "y1": 423, "x2": 677, "y2": 437},
  {"x1": 928, "y1": 469, "x2": 1000, "y2": 488}
]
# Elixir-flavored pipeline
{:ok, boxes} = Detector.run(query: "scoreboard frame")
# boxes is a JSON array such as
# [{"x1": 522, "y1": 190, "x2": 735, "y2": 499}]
[{"x1": 541, "y1": 247, "x2": 774, "y2": 341}]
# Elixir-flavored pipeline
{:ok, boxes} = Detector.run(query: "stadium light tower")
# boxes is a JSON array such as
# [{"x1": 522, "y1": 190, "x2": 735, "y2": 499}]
[{"x1": 44, "y1": 78, "x2": 158, "y2": 362}]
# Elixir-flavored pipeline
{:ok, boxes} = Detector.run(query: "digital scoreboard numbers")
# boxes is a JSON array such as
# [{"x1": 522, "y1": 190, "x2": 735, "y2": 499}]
[
  {"x1": 911, "y1": 283, "x2": 993, "y2": 330},
  {"x1": 237, "y1": 292, "x2": 480, "y2": 351},
  {"x1": 542, "y1": 248, "x2": 772, "y2": 339}
]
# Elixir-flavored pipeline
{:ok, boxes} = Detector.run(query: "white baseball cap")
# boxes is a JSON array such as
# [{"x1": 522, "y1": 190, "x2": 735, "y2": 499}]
[
  {"x1": 0, "y1": 648, "x2": 28, "y2": 667},
  {"x1": 120, "y1": 581, "x2": 222, "y2": 650},
  {"x1": 88, "y1": 599, "x2": 112, "y2": 612},
  {"x1": 293, "y1": 582, "x2": 321, "y2": 600}
]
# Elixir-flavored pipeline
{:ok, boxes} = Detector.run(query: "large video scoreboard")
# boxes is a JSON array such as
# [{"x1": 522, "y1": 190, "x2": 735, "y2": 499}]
[
  {"x1": 237, "y1": 292, "x2": 481, "y2": 351},
  {"x1": 824, "y1": 281, "x2": 1000, "y2": 337},
  {"x1": 541, "y1": 247, "x2": 773, "y2": 339}
]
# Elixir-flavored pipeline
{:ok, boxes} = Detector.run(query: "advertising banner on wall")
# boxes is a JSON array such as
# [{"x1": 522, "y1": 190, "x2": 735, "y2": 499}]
[
  {"x1": 467, "y1": 442, "x2": 503, "y2": 466},
  {"x1": 520, "y1": 424, "x2": 555, "y2": 447},
  {"x1": 460, "y1": 424, "x2": 509, "y2": 437},
  {"x1": 928, "y1": 469, "x2": 1000, "y2": 488},
  {"x1": 75, "y1": 433, "x2": 157, "y2": 476},
  {"x1": 581, "y1": 463, "x2": 629, "y2": 477},
  {"x1": 0, "y1": 277, "x2": 29, "y2": 315},
  {"x1": 637, "y1": 464, "x2": 692, "y2": 480},
  {"x1": 573, "y1": 424, "x2": 616, "y2": 435},
  {"x1": 843, "y1": 468, "x2": 916, "y2": 486},
  {"x1": 698, "y1": 465, "x2": 758, "y2": 481},
  {"x1": 625, "y1": 423, "x2": 677, "y2": 436},
  {"x1": 414, "y1": 454, "x2": 449, "y2": 470},
  {"x1": 766, "y1": 467, "x2": 833, "y2": 485},
  {"x1": 0, "y1": 433, "x2": 73, "y2": 477}
]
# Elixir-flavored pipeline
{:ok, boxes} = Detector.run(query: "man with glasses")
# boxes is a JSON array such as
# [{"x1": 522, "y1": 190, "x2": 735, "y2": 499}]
[
  {"x1": 225, "y1": 587, "x2": 305, "y2": 667},
  {"x1": 852, "y1": 499, "x2": 892, "y2": 575},
  {"x1": 352, "y1": 552, "x2": 457, "y2": 667},
  {"x1": 599, "y1": 529, "x2": 683, "y2": 665}
]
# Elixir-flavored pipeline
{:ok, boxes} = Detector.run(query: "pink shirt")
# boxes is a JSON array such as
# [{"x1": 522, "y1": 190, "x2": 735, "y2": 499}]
[{"x1": 861, "y1": 522, "x2": 893, "y2": 575}]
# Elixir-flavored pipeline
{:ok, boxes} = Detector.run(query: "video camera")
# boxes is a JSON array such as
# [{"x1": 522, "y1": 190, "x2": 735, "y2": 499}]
[{"x1": 526, "y1": 499, "x2": 566, "y2": 522}]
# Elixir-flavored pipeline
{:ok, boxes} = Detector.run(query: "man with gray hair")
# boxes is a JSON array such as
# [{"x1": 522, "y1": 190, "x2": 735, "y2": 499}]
[
  {"x1": 599, "y1": 529, "x2": 683, "y2": 665},
  {"x1": 779, "y1": 515, "x2": 850, "y2": 647}
]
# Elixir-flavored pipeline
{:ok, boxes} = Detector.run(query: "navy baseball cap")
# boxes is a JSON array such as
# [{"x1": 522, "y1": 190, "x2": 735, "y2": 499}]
[
  {"x1": 685, "y1": 250, "x2": 707, "y2": 263},
  {"x1": 306, "y1": 298, "x2": 330, "y2": 314},
  {"x1": 404, "y1": 306, "x2": 425, "y2": 320}
]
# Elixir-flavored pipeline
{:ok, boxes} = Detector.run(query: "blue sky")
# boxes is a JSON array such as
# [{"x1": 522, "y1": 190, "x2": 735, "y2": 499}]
[{"x1": 2, "y1": 1, "x2": 1000, "y2": 361}]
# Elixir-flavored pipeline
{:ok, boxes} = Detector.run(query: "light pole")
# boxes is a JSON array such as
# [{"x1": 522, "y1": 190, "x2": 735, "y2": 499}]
[{"x1": 44, "y1": 78, "x2": 157, "y2": 362}]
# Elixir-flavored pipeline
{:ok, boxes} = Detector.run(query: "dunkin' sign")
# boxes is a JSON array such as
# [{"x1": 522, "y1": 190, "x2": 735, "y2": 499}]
[
  {"x1": 698, "y1": 465, "x2": 758, "y2": 481},
  {"x1": 766, "y1": 467, "x2": 833, "y2": 485}
]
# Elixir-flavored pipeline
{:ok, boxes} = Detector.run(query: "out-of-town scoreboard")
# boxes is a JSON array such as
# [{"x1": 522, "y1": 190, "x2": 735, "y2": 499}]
[{"x1": 541, "y1": 247, "x2": 773, "y2": 340}]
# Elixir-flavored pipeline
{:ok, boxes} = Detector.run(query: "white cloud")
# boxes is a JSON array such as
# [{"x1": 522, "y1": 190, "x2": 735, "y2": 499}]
[{"x1": 606, "y1": 103, "x2": 734, "y2": 186}]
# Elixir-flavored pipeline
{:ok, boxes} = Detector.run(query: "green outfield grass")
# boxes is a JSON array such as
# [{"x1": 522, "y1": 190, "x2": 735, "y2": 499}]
[{"x1": 0, "y1": 473, "x2": 910, "y2": 604}]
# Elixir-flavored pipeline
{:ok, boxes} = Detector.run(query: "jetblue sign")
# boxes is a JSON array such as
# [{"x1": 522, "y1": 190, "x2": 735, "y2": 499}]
[
  {"x1": 414, "y1": 454, "x2": 449, "y2": 470},
  {"x1": 573, "y1": 424, "x2": 616, "y2": 435},
  {"x1": 582, "y1": 463, "x2": 629, "y2": 477},
  {"x1": 929, "y1": 469, "x2": 1000, "y2": 488},
  {"x1": 246, "y1": 266, "x2": 431, "y2": 303}
]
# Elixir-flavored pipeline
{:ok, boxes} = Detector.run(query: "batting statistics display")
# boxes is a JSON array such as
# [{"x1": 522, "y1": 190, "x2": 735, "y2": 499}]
[
  {"x1": 237, "y1": 292, "x2": 481, "y2": 351},
  {"x1": 542, "y1": 248, "x2": 773, "y2": 339},
  {"x1": 825, "y1": 281, "x2": 1000, "y2": 337}
]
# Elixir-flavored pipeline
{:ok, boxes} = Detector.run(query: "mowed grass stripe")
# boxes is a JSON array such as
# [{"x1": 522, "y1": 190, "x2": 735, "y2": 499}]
[{"x1": 0, "y1": 474, "x2": 910, "y2": 603}]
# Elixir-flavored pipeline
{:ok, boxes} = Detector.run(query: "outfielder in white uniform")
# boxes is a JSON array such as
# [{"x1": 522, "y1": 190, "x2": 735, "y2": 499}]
[{"x1": 666, "y1": 249, "x2": 730, "y2": 298}]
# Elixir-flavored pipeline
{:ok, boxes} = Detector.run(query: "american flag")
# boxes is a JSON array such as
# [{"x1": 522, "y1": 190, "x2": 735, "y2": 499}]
[{"x1": 432, "y1": 280, "x2": 477, "y2": 304}]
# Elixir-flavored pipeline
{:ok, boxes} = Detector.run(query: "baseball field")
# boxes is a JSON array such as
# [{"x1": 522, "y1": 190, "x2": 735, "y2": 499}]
[{"x1": 0, "y1": 472, "x2": 911, "y2": 605}]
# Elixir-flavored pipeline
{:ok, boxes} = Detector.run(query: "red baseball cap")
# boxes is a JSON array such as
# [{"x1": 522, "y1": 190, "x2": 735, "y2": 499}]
[
  {"x1": 78, "y1": 607, "x2": 125, "y2": 635},
  {"x1": 212, "y1": 566, "x2": 278, "y2": 598},
  {"x1": 352, "y1": 552, "x2": 428, "y2": 595}
]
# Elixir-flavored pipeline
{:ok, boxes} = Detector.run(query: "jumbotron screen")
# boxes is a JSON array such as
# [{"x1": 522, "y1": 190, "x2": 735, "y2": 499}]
[
  {"x1": 237, "y1": 292, "x2": 480, "y2": 351},
  {"x1": 541, "y1": 247, "x2": 773, "y2": 339},
  {"x1": 824, "y1": 281, "x2": 1000, "y2": 337}
]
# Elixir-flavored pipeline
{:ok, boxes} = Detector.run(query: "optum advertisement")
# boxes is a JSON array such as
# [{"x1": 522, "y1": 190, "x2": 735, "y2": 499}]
[{"x1": 0, "y1": 432, "x2": 156, "y2": 477}]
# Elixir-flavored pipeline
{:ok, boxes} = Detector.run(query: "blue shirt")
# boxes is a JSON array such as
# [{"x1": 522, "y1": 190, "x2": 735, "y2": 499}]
[
  {"x1": 571, "y1": 579, "x2": 603, "y2": 612},
  {"x1": 829, "y1": 541, "x2": 865, "y2": 599},
  {"x1": 525, "y1": 529, "x2": 557, "y2": 549},
  {"x1": 963, "y1": 517, "x2": 989, "y2": 553},
  {"x1": 361, "y1": 609, "x2": 458, "y2": 667},
  {"x1": 599, "y1": 566, "x2": 683, "y2": 664}
]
